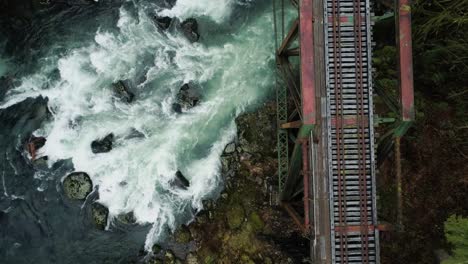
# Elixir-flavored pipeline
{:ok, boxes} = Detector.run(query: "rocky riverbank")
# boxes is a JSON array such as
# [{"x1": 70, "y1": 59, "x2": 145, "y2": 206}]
[{"x1": 148, "y1": 102, "x2": 308, "y2": 264}]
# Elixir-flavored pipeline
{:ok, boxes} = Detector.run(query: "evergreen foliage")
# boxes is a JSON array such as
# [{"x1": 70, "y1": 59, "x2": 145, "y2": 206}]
[{"x1": 443, "y1": 215, "x2": 468, "y2": 264}]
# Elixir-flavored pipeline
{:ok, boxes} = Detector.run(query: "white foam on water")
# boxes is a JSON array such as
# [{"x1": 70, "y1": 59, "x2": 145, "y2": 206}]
[
  {"x1": 0, "y1": 2, "x2": 274, "y2": 250},
  {"x1": 158, "y1": 0, "x2": 235, "y2": 23}
]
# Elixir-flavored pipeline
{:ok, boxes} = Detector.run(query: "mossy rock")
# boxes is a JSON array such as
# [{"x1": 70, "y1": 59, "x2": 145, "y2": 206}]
[
  {"x1": 203, "y1": 255, "x2": 216, "y2": 264},
  {"x1": 164, "y1": 250, "x2": 176, "y2": 264},
  {"x1": 186, "y1": 253, "x2": 199, "y2": 264},
  {"x1": 91, "y1": 203, "x2": 109, "y2": 230},
  {"x1": 63, "y1": 172, "x2": 92, "y2": 200},
  {"x1": 148, "y1": 259, "x2": 163, "y2": 264},
  {"x1": 152, "y1": 244, "x2": 162, "y2": 254},
  {"x1": 174, "y1": 225, "x2": 191, "y2": 243},
  {"x1": 240, "y1": 254, "x2": 255, "y2": 264},
  {"x1": 248, "y1": 212, "x2": 264, "y2": 232},
  {"x1": 226, "y1": 203, "x2": 245, "y2": 229}
]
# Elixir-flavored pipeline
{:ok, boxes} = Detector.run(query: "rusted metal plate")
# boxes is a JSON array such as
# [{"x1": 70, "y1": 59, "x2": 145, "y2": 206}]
[
  {"x1": 299, "y1": 0, "x2": 316, "y2": 125},
  {"x1": 398, "y1": 0, "x2": 414, "y2": 121}
]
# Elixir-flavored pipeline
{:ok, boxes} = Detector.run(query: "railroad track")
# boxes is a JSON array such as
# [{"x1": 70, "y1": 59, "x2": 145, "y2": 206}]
[{"x1": 325, "y1": 0, "x2": 379, "y2": 263}]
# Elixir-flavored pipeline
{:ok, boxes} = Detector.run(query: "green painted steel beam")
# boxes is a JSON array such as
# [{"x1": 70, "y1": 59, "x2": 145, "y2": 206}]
[
  {"x1": 393, "y1": 120, "x2": 413, "y2": 137},
  {"x1": 280, "y1": 124, "x2": 314, "y2": 201}
]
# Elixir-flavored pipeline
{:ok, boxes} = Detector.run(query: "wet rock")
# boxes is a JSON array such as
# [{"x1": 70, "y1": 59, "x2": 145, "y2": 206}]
[
  {"x1": 170, "y1": 170, "x2": 190, "y2": 189},
  {"x1": 26, "y1": 135, "x2": 46, "y2": 160},
  {"x1": 181, "y1": 18, "x2": 200, "y2": 42},
  {"x1": 172, "y1": 103, "x2": 182, "y2": 114},
  {"x1": 63, "y1": 172, "x2": 93, "y2": 200},
  {"x1": 172, "y1": 84, "x2": 199, "y2": 113},
  {"x1": 153, "y1": 16, "x2": 172, "y2": 30},
  {"x1": 32, "y1": 156, "x2": 49, "y2": 168},
  {"x1": 226, "y1": 203, "x2": 245, "y2": 229},
  {"x1": 91, "y1": 133, "x2": 113, "y2": 154},
  {"x1": 235, "y1": 103, "x2": 277, "y2": 156},
  {"x1": 223, "y1": 142, "x2": 236, "y2": 154},
  {"x1": 91, "y1": 202, "x2": 109, "y2": 230},
  {"x1": 152, "y1": 244, "x2": 163, "y2": 254},
  {"x1": 117, "y1": 211, "x2": 136, "y2": 225},
  {"x1": 112, "y1": 80, "x2": 135, "y2": 103}
]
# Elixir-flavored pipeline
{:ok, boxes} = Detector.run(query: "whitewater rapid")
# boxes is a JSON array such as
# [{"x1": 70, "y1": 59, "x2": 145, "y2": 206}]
[{"x1": 0, "y1": 0, "x2": 274, "y2": 250}]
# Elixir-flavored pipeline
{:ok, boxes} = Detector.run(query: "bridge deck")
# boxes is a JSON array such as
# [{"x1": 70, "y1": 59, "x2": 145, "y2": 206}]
[
  {"x1": 325, "y1": 0, "x2": 379, "y2": 263},
  {"x1": 305, "y1": 0, "x2": 380, "y2": 263}
]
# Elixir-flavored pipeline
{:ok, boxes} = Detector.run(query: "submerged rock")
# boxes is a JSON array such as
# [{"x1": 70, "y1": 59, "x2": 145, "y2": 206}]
[
  {"x1": 91, "y1": 202, "x2": 109, "y2": 230},
  {"x1": 91, "y1": 133, "x2": 113, "y2": 154},
  {"x1": 181, "y1": 18, "x2": 200, "y2": 42},
  {"x1": 112, "y1": 80, "x2": 135, "y2": 103},
  {"x1": 170, "y1": 170, "x2": 190, "y2": 189},
  {"x1": 153, "y1": 16, "x2": 172, "y2": 30},
  {"x1": 172, "y1": 83, "x2": 199, "y2": 113},
  {"x1": 124, "y1": 128, "x2": 145, "y2": 140},
  {"x1": 63, "y1": 172, "x2": 93, "y2": 200}
]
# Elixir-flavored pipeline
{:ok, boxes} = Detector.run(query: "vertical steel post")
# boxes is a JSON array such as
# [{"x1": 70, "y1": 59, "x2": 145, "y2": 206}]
[
  {"x1": 397, "y1": 0, "x2": 414, "y2": 122},
  {"x1": 302, "y1": 139, "x2": 310, "y2": 231}
]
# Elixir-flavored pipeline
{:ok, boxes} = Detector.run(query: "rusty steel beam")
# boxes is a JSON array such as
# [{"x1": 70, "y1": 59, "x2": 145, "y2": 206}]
[
  {"x1": 278, "y1": 19, "x2": 299, "y2": 56},
  {"x1": 397, "y1": 0, "x2": 414, "y2": 122},
  {"x1": 299, "y1": 0, "x2": 316, "y2": 125},
  {"x1": 334, "y1": 224, "x2": 392, "y2": 233},
  {"x1": 282, "y1": 202, "x2": 308, "y2": 234},
  {"x1": 281, "y1": 120, "x2": 303, "y2": 129},
  {"x1": 284, "y1": 47, "x2": 300, "y2": 56}
]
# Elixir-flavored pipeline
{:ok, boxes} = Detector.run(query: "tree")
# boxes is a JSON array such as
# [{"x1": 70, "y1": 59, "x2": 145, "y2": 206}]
[{"x1": 443, "y1": 215, "x2": 468, "y2": 264}]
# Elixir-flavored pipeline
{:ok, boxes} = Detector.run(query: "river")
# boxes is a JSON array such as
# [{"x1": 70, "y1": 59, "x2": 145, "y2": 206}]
[{"x1": 0, "y1": 0, "x2": 275, "y2": 263}]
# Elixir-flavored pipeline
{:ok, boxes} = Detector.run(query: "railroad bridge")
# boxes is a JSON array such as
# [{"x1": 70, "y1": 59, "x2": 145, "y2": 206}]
[{"x1": 272, "y1": 0, "x2": 414, "y2": 263}]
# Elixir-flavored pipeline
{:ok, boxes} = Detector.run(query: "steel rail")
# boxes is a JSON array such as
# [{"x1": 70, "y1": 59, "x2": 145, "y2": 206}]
[
  {"x1": 353, "y1": 0, "x2": 370, "y2": 262},
  {"x1": 330, "y1": 0, "x2": 349, "y2": 262}
]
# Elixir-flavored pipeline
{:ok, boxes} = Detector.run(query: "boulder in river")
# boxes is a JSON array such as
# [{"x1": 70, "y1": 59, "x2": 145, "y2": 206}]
[
  {"x1": 112, "y1": 80, "x2": 135, "y2": 103},
  {"x1": 170, "y1": 170, "x2": 190, "y2": 189},
  {"x1": 181, "y1": 18, "x2": 200, "y2": 42},
  {"x1": 172, "y1": 83, "x2": 199, "y2": 113},
  {"x1": 91, "y1": 202, "x2": 109, "y2": 230},
  {"x1": 26, "y1": 135, "x2": 46, "y2": 160},
  {"x1": 91, "y1": 133, "x2": 114, "y2": 154},
  {"x1": 63, "y1": 172, "x2": 93, "y2": 200},
  {"x1": 153, "y1": 16, "x2": 172, "y2": 30}
]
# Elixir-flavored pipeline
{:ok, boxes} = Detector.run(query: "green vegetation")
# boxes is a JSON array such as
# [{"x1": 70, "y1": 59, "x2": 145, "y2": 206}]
[
  {"x1": 443, "y1": 216, "x2": 468, "y2": 264},
  {"x1": 376, "y1": 1, "x2": 468, "y2": 263}
]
